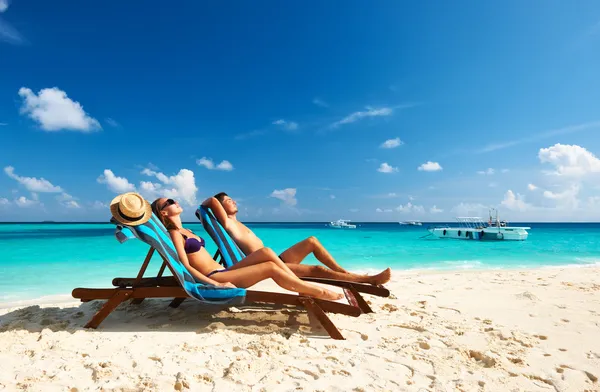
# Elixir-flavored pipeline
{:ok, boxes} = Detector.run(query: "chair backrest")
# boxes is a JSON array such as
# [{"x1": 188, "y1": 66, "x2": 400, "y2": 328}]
[
  {"x1": 196, "y1": 206, "x2": 246, "y2": 268},
  {"x1": 112, "y1": 214, "x2": 246, "y2": 304}
]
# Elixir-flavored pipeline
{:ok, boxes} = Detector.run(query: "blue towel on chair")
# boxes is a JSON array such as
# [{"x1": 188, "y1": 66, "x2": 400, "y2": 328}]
[
  {"x1": 196, "y1": 205, "x2": 246, "y2": 268},
  {"x1": 112, "y1": 214, "x2": 246, "y2": 304}
]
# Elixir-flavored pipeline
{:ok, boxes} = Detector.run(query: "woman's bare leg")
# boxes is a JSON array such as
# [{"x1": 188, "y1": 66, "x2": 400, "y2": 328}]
[
  {"x1": 228, "y1": 247, "x2": 298, "y2": 277},
  {"x1": 210, "y1": 262, "x2": 344, "y2": 301},
  {"x1": 287, "y1": 264, "x2": 391, "y2": 285}
]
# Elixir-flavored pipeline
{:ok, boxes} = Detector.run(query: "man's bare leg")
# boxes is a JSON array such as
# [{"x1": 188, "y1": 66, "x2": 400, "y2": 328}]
[
  {"x1": 287, "y1": 264, "x2": 391, "y2": 285},
  {"x1": 278, "y1": 236, "x2": 348, "y2": 273}
]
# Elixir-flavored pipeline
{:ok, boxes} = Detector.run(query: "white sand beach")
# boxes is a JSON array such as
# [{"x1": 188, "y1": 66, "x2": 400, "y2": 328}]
[{"x1": 1, "y1": 266, "x2": 599, "y2": 392}]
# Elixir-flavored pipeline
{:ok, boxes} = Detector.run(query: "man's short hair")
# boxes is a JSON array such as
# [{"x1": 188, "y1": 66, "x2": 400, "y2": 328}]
[{"x1": 214, "y1": 192, "x2": 228, "y2": 203}]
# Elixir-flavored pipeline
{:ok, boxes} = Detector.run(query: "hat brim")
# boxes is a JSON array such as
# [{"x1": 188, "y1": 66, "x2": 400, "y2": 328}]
[{"x1": 109, "y1": 193, "x2": 153, "y2": 226}]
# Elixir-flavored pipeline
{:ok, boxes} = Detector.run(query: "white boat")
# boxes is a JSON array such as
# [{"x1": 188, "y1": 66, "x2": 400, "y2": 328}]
[
  {"x1": 400, "y1": 220, "x2": 423, "y2": 226},
  {"x1": 428, "y1": 208, "x2": 529, "y2": 241},
  {"x1": 329, "y1": 219, "x2": 357, "y2": 229}
]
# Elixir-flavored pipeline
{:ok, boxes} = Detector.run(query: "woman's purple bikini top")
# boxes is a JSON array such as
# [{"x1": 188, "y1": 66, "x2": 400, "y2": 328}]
[{"x1": 180, "y1": 230, "x2": 205, "y2": 254}]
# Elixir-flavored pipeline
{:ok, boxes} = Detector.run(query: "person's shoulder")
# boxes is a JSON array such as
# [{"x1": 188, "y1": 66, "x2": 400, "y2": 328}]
[{"x1": 168, "y1": 229, "x2": 182, "y2": 237}]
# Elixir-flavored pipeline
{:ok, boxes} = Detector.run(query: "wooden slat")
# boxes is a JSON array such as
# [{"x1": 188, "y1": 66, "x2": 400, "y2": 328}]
[
  {"x1": 298, "y1": 297, "x2": 345, "y2": 340},
  {"x1": 84, "y1": 290, "x2": 132, "y2": 329},
  {"x1": 343, "y1": 286, "x2": 373, "y2": 314},
  {"x1": 246, "y1": 291, "x2": 361, "y2": 317},
  {"x1": 132, "y1": 248, "x2": 155, "y2": 287},
  {"x1": 112, "y1": 276, "x2": 179, "y2": 288},
  {"x1": 156, "y1": 260, "x2": 167, "y2": 279}
]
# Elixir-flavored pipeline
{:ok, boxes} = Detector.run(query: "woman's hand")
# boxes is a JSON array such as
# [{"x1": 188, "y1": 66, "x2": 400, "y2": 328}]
[{"x1": 217, "y1": 282, "x2": 237, "y2": 289}]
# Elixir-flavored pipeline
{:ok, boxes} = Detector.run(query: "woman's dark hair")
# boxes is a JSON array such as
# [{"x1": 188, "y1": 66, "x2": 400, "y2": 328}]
[{"x1": 151, "y1": 198, "x2": 177, "y2": 230}]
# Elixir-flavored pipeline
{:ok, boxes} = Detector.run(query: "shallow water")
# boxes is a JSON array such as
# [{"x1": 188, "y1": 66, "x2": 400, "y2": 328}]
[{"x1": 1, "y1": 222, "x2": 599, "y2": 303}]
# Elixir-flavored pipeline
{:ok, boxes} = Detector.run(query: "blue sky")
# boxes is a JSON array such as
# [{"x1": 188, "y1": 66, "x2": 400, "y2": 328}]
[{"x1": 2, "y1": 1, "x2": 600, "y2": 222}]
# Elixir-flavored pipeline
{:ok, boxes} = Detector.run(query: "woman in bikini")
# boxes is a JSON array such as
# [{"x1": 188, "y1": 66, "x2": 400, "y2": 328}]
[{"x1": 151, "y1": 197, "x2": 343, "y2": 301}]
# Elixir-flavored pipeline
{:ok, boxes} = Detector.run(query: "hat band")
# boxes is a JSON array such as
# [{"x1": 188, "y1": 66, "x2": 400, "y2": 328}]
[{"x1": 117, "y1": 205, "x2": 145, "y2": 222}]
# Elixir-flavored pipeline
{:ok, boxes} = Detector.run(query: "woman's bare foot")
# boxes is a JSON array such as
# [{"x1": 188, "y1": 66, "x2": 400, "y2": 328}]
[
  {"x1": 369, "y1": 268, "x2": 391, "y2": 285},
  {"x1": 317, "y1": 288, "x2": 344, "y2": 301}
]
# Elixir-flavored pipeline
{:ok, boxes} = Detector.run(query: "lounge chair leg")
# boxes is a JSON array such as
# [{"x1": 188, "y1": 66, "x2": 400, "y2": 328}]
[
  {"x1": 169, "y1": 298, "x2": 186, "y2": 308},
  {"x1": 343, "y1": 285, "x2": 373, "y2": 314},
  {"x1": 84, "y1": 290, "x2": 132, "y2": 329},
  {"x1": 131, "y1": 298, "x2": 144, "y2": 305},
  {"x1": 298, "y1": 297, "x2": 345, "y2": 340}
]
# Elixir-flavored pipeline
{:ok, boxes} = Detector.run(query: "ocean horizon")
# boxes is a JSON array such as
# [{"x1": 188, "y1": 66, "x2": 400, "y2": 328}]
[{"x1": 2, "y1": 221, "x2": 600, "y2": 307}]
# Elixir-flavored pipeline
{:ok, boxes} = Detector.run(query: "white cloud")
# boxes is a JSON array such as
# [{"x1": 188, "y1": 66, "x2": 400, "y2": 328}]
[
  {"x1": 105, "y1": 118, "x2": 120, "y2": 127},
  {"x1": 4, "y1": 166, "x2": 63, "y2": 192},
  {"x1": 376, "y1": 208, "x2": 383, "y2": 213},
  {"x1": 430, "y1": 205, "x2": 443, "y2": 214},
  {"x1": 140, "y1": 168, "x2": 198, "y2": 206},
  {"x1": 0, "y1": 1, "x2": 24, "y2": 45},
  {"x1": 15, "y1": 196, "x2": 39, "y2": 208},
  {"x1": 488, "y1": 182, "x2": 498, "y2": 188},
  {"x1": 380, "y1": 137, "x2": 403, "y2": 149},
  {"x1": 97, "y1": 169, "x2": 136, "y2": 193},
  {"x1": 272, "y1": 119, "x2": 299, "y2": 131},
  {"x1": 538, "y1": 143, "x2": 600, "y2": 177},
  {"x1": 542, "y1": 184, "x2": 580, "y2": 209},
  {"x1": 501, "y1": 190, "x2": 530, "y2": 211},
  {"x1": 395, "y1": 202, "x2": 425, "y2": 214},
  {"x1": 0, "y1": 197, "x2": 9, "y2": 205},
  {"x1": 418, "y1": 161, "x2": 443, "y2": 172},
  {"x1": 216, "y1": 160, "x2": 233, "y2": 171},
  {"x1": 477, "y1": 168, "x2": 495, "y2": 175},
  {"x1": 478, "y1": 121, "x2": 600, "y2": 153},
  {"x1": 312, "y1": 98, "x2": 328, "y2": 108},
  {"x1": 270, "y1": 188, "x2": 297, "y2": 206},
  {"x1": 18, "y1": 87, "x2": 101, "y2": 132},
  {"x1": 451, "y1": 202, "x2": 489, "y2": 216},
  {"x1": 92, "y1": 201, "x2": 108, "y2": 209},
  {"x1": 196, "y1": 157, "x2": 234, "y2": 171},
  {"x1": 377, "y1": 163, "x2": 398, "y2": 173},
  {"x1": 528, "y1": 183, "x2": 538, "y2": 191},
  {"x1": 501, "y1": 169, "x2": 510, "y2": 173},
  {"x1": 329, "y1": 194, "x2": 336, "y2": 199},
  {"x1": 57, "y1": 193, "x2": 81, "y2": 209},
  {"x1": 331, "y1": 106, "x2": 393, "y2": 128},
  {"x1": 64, "y1": 200, "x2": 81, "y2": 209}
]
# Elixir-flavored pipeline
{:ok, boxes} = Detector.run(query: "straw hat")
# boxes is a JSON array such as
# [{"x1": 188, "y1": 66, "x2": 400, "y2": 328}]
[{"x1": 109, "y1": 192, "x2": 152, "y2": 226}]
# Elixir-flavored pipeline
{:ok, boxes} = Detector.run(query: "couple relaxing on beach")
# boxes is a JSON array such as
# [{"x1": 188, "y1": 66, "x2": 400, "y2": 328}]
[{"x1": 111, "y1": 192, "x2": 390, "y2": 302}]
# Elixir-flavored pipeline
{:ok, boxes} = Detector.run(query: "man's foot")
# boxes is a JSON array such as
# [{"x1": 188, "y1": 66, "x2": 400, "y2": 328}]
[{"x1": 368, "y1": 268, "x2": 391, "y2": 285}]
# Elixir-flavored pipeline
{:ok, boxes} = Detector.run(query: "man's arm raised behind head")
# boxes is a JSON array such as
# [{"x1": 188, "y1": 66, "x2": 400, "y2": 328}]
[{"x1": 201, "y1": 197, "x2": 230, "y2": 229}]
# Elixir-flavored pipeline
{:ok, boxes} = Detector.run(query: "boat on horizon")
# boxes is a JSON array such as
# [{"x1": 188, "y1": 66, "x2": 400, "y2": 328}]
[
  {"x1": 427, "y1": 208, "x2": 530, "y2": 241},
  {"x1": 328, "y1": 219, "x2": 357, "y2": 229},
  {"x1": 400, "y1": 220, "x2": 423, "y2": 226}
]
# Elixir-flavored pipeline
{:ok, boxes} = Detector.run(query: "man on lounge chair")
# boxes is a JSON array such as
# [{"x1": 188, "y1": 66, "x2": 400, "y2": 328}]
[{"x1": 201, "y1": 193, "x2": 391, "y2": 285}]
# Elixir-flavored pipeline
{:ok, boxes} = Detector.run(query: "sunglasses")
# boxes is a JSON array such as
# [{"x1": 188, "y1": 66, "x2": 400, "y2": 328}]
[{"x1": 161, "y1": 199, "x2": 177, "y2": 210}]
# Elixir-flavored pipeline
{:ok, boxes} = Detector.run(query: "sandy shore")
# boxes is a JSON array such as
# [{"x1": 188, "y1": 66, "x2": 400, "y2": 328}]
[{"x1": 1, "y1": 267, "x2": 599, "y2": 392}]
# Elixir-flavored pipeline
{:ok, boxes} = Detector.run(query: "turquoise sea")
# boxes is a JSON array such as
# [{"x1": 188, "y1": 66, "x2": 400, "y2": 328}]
[{"x1": 1, "y1": 222, "x2": 600, "y2": 305}]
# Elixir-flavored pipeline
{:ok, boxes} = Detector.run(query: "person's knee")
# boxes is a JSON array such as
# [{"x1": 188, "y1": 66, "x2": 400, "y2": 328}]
[
  {"x1": 264, "y1": 261, "x2": 281, "y2": 274},
  {"x1": 309, "y1": 265, "x2": 327, "y2": 273},
  {"x1": 260, "y1": 247, "x2": 278, "y2": 259},
  {"x1": 306, "y1": 236, "x2": 320, "y2": 247}
]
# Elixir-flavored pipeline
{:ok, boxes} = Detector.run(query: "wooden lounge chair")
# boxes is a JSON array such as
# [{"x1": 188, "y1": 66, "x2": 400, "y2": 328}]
[
  {"x1": 195, "y1": 205, "x2": 390, "y2": 314},
  {"x1": 72, "y1": 214, "x2": 360, "y2": 340}
]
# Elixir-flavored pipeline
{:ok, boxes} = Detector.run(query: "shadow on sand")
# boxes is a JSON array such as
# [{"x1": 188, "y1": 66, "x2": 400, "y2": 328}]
[{"x1": 0, "y1": 298, "x2": 334, "y2": 339}]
